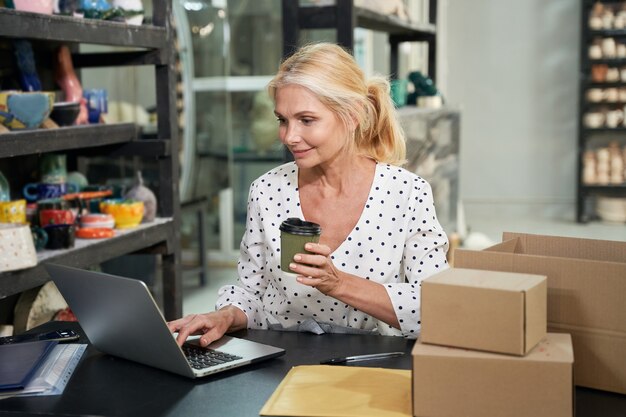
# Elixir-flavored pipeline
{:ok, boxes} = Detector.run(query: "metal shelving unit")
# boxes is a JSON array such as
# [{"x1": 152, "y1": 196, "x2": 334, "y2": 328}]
[
  {"x1": 281, "y1": 0, "x2": 437, "y2": 80},
  {"x1": 577, "y1": 0, "x2": 626, "y2": 223},
  {"x1": 0, "y1": 3, "x2": 182, "y2": 319}
]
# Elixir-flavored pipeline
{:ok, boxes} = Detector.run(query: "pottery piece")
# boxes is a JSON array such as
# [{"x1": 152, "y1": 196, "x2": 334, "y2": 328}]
[
  {"x1": 22, "y1": 182, "x2": 78, "y2": 202},
  {"x1": 66, "y1": 171, "x2": 89, "y2": 191},
  {"x1": 80, "y1": 0, "x2": 112, "y2": 19},
  {"x1": 40, "y1": 153, "x2": 67, "y2": 184},
  {"x1": 13, "y1": 40, "x2": 42, "y2": 92},
  {"x1": 39, "y1": 208, "x2": 76, "y2": 226},
  {"x1": 12, "y1": 0, "x2": 54, "y2": 14},
  {"x1": 250, "y1": 90, "x2": 279, "y2": 154},
  {"x1": 0, "y1": 223, "x2": 37, "y2": 272},
  {"x1": 44, "y1": 224, "x2": 76, "y2": 249},
  {"x1": 55, "y1": 46, "x2": 89, "y2": 125},
  {"x1": 124, "y1": 171, "x2": 156, "y2": 222},
  {"x1": 76, "y1": 227, "x2": 114, "y2": 239},
  {"x1": 80, "y1": 213, "x2": 114, "y2": 229},
  {"x1": 30, "y1": 226, "x2": 48, "y2": 251},
  {"x1": 0, "y1": 170, "x2": 9, "y2": 202},
  {"x1": 0, "y1": 91, "x2": 55, "y2": 130},
  {"x1": 83, "y1": 88, "x2": 108, "y2": 124},
  {"x1": 112, "y1": 0, "x2": 144, "y2": 25},
  {"x1": 50, "y1": 101, "x2": 81, "y2": 126},
  {"x1": 0, "y1": 199, "x2": 27, "y2": 224},
  {"x1": 99, "y1": 199, "x2": 144, "y2": 229}
]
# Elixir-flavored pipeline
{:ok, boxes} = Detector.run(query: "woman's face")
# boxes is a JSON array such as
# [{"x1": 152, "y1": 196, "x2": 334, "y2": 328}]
[{"x1": 274, "y1": 84, "x2": 349, "y2": 169}]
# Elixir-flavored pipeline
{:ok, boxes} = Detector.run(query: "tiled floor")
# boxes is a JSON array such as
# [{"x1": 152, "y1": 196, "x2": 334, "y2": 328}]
[{"x1": 182, "y1": 214, "x2": 626, "y2": 316}]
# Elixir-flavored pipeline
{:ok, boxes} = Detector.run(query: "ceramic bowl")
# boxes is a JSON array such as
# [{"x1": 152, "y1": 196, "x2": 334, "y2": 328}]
[
  {"x1": 50, "y1": 101, "x2": 80, "y2": 126},
  {"x1": 80, "y1": 213, "x2": 115, "y2": 229},
  {"x1": 99, "y1": 199, "x2": 144, "y2": 229},
  {"x1": 0, "y1": 91, "x2": 55, "y2": 130}
]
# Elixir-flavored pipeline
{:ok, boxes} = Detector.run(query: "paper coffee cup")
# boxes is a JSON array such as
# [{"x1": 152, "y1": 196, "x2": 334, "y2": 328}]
[{"x1": 279, "y1": 218, "x2": 321, "y2": 275}]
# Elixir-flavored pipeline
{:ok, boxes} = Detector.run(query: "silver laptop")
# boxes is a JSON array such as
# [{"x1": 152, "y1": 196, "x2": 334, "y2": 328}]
[{"x1": 45, "y1": 263, "x2": 285, "y2": 378}]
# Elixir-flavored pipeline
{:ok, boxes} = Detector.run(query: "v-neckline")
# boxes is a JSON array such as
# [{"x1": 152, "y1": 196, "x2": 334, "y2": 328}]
[{"x1": 292, "y1": 161, "x2": 380, "y2": 256}]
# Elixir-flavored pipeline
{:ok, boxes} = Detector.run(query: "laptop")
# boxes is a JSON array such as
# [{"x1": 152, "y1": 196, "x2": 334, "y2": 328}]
[{"x1": 45, "y1": 263, "x2": 285, "y2": 379}]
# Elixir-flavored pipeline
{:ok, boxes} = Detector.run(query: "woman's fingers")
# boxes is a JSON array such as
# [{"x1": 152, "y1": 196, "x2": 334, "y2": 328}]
[{"x1": 168, "y1": 311, "x2": 232, "y2": 347}]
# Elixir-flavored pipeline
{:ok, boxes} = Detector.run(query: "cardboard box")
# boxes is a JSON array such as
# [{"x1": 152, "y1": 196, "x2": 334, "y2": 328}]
[
  {"x1": 412, "y1": 333, "x2": 574, "y2": 417},
  {"x1": 421, "y1": 268, "x2": 547, "y2": 355},
  {"x1": 454, "y1": 232, "x2": 626, "y2": 394}
]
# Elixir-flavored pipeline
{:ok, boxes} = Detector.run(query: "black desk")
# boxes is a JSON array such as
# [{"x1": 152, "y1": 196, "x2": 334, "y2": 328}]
[{"x1": 0, "y1": 321, "x2": 624, "y2": 417}]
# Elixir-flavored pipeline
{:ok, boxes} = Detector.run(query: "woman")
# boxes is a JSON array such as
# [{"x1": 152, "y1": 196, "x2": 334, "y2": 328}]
[{"x1": 168, "y1": 42, "x2": 449, "y2": 346}]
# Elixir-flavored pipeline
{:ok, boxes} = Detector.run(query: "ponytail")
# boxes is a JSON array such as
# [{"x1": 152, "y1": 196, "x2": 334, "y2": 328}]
[{"x1": 356, "y1": 77, "x2": 406, "y2": 166}]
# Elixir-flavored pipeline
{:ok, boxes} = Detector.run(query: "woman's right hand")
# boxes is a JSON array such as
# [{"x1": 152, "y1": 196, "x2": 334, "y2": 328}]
[{"x1": 167, "y1": 305, "x2": 246, "y2": 347}]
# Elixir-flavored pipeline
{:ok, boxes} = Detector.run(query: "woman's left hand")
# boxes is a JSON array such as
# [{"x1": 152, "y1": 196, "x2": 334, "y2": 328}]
[{"x1": 289, "y1": 242, "x2": 345, "y2": 297}]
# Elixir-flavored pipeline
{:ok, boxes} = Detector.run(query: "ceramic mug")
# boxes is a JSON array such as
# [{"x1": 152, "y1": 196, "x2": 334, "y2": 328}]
[
  {"x1": 0, "y1": 223, "x2": 37, "y2": 272},
  {"x1": 584, "y1": 112, "x2": 605, "y2": 128},
  {"x1": 0, "y1": 199, "x2": 27, "y2": 224},
  {"x1": 44, "y1": 224, "x2": 76, "y2": 250},
  {"x1": 606, "y1": 109, "x2": 624, "y2": 128},
  {"x1": 606, "y1": 67, "x2": 620, "y2": 82},
  {"x1": 605, "y1": 88, "x2": 619, "y2": 102},
  {"x1": 22, "y1": 182, "x2": 78, "y2": 202},
  {"x1": 39, "y1": 208, "x2": 75, "y2": 226},
  {"x1": 586, "y1": 88, "x2": 604, "y2": 102},
  {"x1": 84, "y1": 89, "x2": 108, "y2": 124},
  {"x1": 30, "y1": 225, "x2": 48, "y2": 251}
]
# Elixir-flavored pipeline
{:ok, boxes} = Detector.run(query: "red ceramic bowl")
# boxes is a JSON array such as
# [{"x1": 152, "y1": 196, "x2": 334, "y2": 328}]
[{"x1": 39, "y1": 208, "x2": 75, "y2": 226}]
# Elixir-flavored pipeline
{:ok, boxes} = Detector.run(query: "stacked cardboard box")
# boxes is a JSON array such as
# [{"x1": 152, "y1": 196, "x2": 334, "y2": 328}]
[
  {"x1": 454, "y1": 232, "x2": 626, "y2": 394},
  {"x1": 412, "y1": 267, "x2": 574, "y2": 417}
]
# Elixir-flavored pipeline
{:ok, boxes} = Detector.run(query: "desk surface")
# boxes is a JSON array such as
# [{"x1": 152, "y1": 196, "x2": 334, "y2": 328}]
[{"x1": 0, "y1": 321, "x2": 624, "y2": 417}]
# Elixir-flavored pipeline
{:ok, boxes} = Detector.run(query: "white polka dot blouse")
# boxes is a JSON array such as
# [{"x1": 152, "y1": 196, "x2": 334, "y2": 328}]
[{"x1": 216, "y1": 161, "x2": 449, "y2": 338}]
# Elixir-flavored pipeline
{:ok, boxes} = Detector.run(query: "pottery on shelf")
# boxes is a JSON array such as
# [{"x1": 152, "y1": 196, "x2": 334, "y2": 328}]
[
  {"x1": 0, "y1": 91, "x2": 55, "y2": 130},
  {"x1": 50, "y1": 101, "x2": 81, "y2": 126},
  {"x1": 12, "y1": 0, "x2": 54, "y2": 14},
  {"x1": 55, "y1": 46, "x2": 89, "y2": 125},
  {"x1": 99, "y1": 199, "x2": 144, "y2": 229},
  {"x1": 0, "y1": 170, "x2": 10, "y2": 202},
  {"x1": 124, "y1": 171, "x2": 156, "y2": 222},
  {"x1": 250, "y1": 90, "x2": 279, "y2": 154},
  {"x1": 0, "y1": 224, "x2": 37, "y2": 273},
  {"x1": 112, "y1": 0, "x2": 144, "y2": 25}
]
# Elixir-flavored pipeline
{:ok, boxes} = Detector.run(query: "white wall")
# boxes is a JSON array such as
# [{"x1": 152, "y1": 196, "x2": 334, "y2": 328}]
[{"x1": 440, "y1": 0, "x2": 580, "y2": 221}]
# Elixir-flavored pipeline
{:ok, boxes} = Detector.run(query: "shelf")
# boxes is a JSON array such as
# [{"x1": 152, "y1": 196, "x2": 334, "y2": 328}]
[
  {"x1": 282, "y1": 0, "x2": 437, "y2": 80},
  {"x1": 589, "y1": 58, "x2": 626, "y2": 65},
  {"x1": 198, "y1": 149, "x2": 284, "y2": 163},
  {"x1": 0, "y1": 8, "x2": 167, "y2": 49},
  {"x1": 354, "y1": 6, "x2": 436, "y2": 38},
  {"x1": 581, "y1": 127, "x2": 626, "y2": 134},
  {"x1": 581, "y1": 184, "x2": 626, "y2": 193},
  {"x1": 0, "y1": 124, "x2": 172, "y2": 158},
  {"x1": 585, "y1": 81, "x2": 626, "y2": 88},
  {"x1": 0, "y1": 123, "x2": 134, "y2": 158},
  {"x1": 0, "y1": 218, "x2": 175, "y2": 297},
  {"x1": 192, "y1": 76, "x2": 274, "y2": 93},
  {"x1": 589, "y1": 29, "x2": 626, "y2": 38}
]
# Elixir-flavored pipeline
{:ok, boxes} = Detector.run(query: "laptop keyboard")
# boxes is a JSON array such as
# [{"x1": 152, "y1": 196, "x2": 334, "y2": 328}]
[{"x1": 183, "y1": 344, "x2": 243, "y2": 370}]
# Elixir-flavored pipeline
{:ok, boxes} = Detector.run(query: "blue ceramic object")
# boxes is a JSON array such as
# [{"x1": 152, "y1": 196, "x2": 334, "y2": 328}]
[
  {"x1": 0, "y1": 171, "x2": 10, "y2": 202},
  {"x1": 13, "y1": 40, "x2": 42, "y2": 92},
  {"x1": 0, "y1": 91, "x2": 54, "y2": 130}
]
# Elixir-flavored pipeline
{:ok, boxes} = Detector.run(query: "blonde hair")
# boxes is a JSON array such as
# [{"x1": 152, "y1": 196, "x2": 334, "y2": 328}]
[{"x1": 268, "y1": 42, "x2": 406, "y2": 166}]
